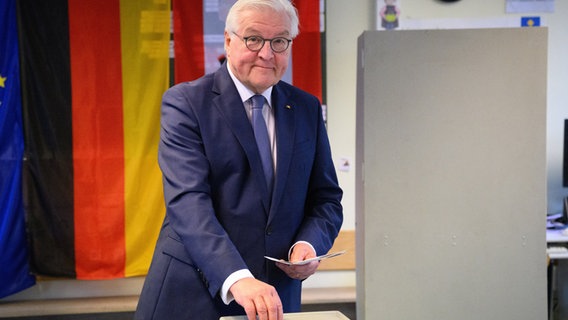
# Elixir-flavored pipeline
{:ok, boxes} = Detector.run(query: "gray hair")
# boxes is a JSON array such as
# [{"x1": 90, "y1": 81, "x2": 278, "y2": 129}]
[{"x1": 225, "y1": 0, "x2": 300, "y2": 38}]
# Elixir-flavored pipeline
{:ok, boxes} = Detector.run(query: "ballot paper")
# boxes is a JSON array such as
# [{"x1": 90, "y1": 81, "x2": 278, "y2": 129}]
[{"x1": 264, "y1": 250, "x2": 346, "y2": 266}]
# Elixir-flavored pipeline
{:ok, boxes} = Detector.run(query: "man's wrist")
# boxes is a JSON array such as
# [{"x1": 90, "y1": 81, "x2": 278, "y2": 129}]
[
  {"x1": 221, "y1": 269, "x2": 254, "y2": 305},
  {"x1": 288, "y1": 241, "x2": 316, "y2": 260}
]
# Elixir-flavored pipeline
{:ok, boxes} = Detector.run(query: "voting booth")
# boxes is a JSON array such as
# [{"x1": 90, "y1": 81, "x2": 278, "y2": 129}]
[{"x1": 355, "y1": 28, "x2": 548, "y2": 319}]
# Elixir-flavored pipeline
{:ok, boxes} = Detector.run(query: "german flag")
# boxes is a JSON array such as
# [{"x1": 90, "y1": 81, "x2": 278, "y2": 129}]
[
  {"x1": 292, "y1": 0, "x2": 323, "y2": 102},
  {"x1": 19, "y1": 0, "x2": 170, "y2": 279}
]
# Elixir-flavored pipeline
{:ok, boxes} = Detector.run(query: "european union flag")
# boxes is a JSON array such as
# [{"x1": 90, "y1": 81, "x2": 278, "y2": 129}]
[
  {"x1": 521, "y1": 16, "x2": 541, "y2": 27},
  {"x1": 0, "y1": 0, "x2": 36, "y2": 298}
]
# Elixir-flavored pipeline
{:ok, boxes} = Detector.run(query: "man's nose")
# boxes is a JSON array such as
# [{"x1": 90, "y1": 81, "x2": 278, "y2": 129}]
[{"x1": 257, "y1": 41, "x2": 274, "y2": 59}]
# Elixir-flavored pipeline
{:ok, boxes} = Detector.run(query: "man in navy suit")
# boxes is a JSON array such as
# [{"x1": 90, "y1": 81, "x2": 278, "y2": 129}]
[{"x1": 135, "y1": 0, "x2": 343, "y2": 319}]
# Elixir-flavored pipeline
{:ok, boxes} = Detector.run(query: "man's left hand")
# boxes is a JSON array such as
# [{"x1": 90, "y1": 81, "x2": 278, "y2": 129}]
[{"x1": 275, "y1": 243, "x2": 319, "y2": 280}]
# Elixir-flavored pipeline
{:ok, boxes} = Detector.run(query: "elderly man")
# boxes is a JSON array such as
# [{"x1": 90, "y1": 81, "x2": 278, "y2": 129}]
[{"x1": 135, "y1": 1, "x2": 343, "y2": 319}]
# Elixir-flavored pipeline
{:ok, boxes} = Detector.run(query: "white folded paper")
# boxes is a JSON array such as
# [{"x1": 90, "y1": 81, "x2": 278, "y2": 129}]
[{"x1": 264, "y1": 250, "x2": 346, "y2": 266}]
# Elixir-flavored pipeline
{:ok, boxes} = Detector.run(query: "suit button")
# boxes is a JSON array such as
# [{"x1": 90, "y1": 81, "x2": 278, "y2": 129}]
[
  {"x1": 266, "y1": 226, "x2": 273, "y2": 235},
  {"x1": 196, "y1": 268, "x2": 209, "y2": 288}
]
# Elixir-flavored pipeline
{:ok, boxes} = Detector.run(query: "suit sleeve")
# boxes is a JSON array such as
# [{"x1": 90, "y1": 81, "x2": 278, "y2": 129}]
[
  {"x1": 294, "y1": 101, "x2": 344, "y2": 256},
  {"x1": 157, "y1": 84, "x2": 247, "y2": 298}
]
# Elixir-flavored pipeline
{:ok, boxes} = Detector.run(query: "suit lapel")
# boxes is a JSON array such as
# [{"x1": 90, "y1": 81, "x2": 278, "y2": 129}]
[
  {"x1": 211, "y1": 66, "x2": 273, "y2": 211},
  {"x1": 269, "y1": 84, "x2": 296, "y2": 219}
]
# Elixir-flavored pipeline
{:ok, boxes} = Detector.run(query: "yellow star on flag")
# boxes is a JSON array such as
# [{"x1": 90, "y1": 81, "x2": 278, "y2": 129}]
[{"x1": 0, "y1": 74, "x2": 6, "y2": 88}]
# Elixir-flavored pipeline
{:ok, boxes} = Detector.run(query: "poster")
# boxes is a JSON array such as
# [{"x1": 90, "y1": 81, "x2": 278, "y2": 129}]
[{"x1": 377, "y1": 0, "x2": 401, "y2": 30}]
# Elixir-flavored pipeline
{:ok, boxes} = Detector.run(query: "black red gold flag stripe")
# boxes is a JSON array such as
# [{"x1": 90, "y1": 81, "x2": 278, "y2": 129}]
[
  {"x1": 19, "y1": 0, "x2": 76, "y2": 277},
  {"x1": 19, "y1": 0, "x2": 169, "y2": 279}
]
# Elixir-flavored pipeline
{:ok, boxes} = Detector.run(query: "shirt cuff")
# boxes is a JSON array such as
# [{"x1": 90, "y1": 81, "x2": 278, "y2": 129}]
[
  {"x1": 288, "y1": 241, "x2": 316, "y2": 261},
  {"x1": 221, "y1": 269, "x2": 254, "y2": 305}
]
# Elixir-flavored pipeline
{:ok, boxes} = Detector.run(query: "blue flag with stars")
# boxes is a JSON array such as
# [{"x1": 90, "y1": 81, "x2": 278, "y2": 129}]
[{"x1": 0, "y1": 0, "x2": 36, "y2": 298}]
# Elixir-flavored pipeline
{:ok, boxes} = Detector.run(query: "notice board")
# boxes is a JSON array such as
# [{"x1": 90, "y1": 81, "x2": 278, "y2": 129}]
[{"x1": 355, "y1": 28, "x2": 547, "y2": 319}]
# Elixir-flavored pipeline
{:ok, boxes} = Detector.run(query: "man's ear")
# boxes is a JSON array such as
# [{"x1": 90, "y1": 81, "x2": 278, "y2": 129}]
[{"x1": 223, "y1": 31, "x2": 231, "y2": 53}]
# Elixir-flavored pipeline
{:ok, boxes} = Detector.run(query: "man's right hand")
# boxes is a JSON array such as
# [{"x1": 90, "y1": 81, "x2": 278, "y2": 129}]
[{"x1": 229, "y1": 278, "x2": 283, "y2": 320}]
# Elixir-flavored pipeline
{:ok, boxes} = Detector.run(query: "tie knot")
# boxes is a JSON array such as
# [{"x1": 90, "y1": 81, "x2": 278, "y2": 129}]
[{"x1": 251, "y1": 95, "x2": 265, "y2": 110}]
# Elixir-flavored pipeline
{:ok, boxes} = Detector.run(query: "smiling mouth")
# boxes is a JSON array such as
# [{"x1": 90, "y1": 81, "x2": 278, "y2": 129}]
[{"x1": 254, "y1": 65, "x2": 273, "y2": 70}]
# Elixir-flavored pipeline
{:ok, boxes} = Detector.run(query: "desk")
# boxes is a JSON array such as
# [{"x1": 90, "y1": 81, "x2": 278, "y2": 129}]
[
  {"x1": 547, "y1": 229, "x2": 568, "y2": 320},
  {"x1": 547, "y1": 229, "x2": 568, "y2": 243},
  {"x1": 547, "y1": 229, "x2": 568, "y2": 259}
]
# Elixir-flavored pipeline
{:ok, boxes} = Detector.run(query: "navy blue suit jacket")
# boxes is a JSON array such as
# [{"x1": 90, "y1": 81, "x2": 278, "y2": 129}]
[{"x1": 135, "y1": 64, "x2": 343, "y2": 319}]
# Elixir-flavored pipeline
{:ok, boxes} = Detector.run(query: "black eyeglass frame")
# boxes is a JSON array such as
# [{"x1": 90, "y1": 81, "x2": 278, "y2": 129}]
[{"x1": 232, "y1": 32, "x2": 293, "y2": 53}]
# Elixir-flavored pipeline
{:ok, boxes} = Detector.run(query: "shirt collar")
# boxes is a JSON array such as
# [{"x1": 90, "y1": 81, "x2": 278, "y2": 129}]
[{"x1": 227, "y1": 62, "x2": 272, "y2": 107}]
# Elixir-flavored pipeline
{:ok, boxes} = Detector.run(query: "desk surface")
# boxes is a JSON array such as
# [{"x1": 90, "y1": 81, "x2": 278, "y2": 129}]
[
  {"x1": 220, "y1": 311, "x2": 350, "y2": 320},
  {"x1": 547, "y1": 229, "x2": 568, "y2": 259},
  {"x1": 547, "y1": 229, "x2": 568, "y2": 243}
]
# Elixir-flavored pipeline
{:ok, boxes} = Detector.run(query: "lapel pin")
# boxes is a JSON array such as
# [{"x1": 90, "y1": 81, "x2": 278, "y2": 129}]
[{"x1": 286, "y1": 105, "x2": 292, "y2": 109}]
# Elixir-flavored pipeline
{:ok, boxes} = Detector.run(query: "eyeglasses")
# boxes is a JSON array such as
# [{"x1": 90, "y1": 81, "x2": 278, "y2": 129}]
[{"x1": 232, "y1": 32, "x2": 292, "y2": 53}]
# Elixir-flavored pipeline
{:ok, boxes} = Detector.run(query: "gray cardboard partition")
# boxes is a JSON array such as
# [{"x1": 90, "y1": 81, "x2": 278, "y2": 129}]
[{"x1": 355, "y1": 28, "x2": 547, "y2": 319}]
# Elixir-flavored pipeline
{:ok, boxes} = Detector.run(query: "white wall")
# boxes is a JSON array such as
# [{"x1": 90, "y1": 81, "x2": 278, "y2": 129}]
[{"x1": 303, "y1": 0, "x2": 377, "y2": 290}]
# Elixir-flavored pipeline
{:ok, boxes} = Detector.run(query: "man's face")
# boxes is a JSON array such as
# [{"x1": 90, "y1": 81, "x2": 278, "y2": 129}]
[{"x1": 225, "y1": 7, "x2": 291, "y2": 93}]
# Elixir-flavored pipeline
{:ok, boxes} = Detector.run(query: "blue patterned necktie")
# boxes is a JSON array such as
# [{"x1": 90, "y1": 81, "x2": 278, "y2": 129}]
[{"x1": 251, "y1": 94, "x2": 274, "y2": 190}]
